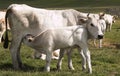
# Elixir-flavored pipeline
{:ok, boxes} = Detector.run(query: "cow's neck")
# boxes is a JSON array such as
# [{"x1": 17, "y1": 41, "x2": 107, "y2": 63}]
[{"x1": 34, "y1": 29, "x2": 48, "y2": 38}]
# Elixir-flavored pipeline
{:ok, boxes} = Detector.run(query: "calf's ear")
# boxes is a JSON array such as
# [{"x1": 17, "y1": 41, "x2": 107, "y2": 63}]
[{"x1": 87, "y1": 13, "x2": 92, "y2": 19}]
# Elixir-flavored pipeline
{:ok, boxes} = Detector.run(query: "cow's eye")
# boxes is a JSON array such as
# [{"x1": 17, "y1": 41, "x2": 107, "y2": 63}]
[{"x1": 90, "y1": 23, "x2": 94, "y2": 27}]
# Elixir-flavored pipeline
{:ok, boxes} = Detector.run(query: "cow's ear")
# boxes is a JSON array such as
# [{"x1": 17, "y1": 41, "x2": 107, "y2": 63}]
[
  {"x1": 87, "y1": 13, "x2": 90, "y2": 17},
  {"x1": 99, "y1": 12, "x2": 105, "y2": 19},
  {"x1": 79, "y1": 18, "x2": 87, "y2": 24},
  {"x1": 99, "y1": 12, "x2": 105, "y2": 16}
]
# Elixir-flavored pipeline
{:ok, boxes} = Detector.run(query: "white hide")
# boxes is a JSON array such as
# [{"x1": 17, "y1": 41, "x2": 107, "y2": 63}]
[
  {"x1": 0, "y1": 11, "x2": 6, "y2": 43},
  {"x1": 4, "y1": 4, "x2": 87, "y2": 72},
  {"x1": 23, "y1": 17, "x2": 103, "y2": 73}
]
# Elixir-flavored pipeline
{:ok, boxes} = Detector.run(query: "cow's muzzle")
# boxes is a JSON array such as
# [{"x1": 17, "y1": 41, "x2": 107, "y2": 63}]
[
  {"x1": 28, "y1": 37, "x2": 34, "y2": 42},
  {"x1": 28, "y1": 39, "x2": 33, "y2": 42},
  {"x1": 98, "y1": 35, "x2": 103, "y2": 39}
]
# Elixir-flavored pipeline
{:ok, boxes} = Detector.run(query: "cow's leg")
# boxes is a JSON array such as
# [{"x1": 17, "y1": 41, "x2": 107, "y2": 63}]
[
  {"x1": 106, "y1": 24, "x2": 109, "y2": 32},
  {"x1": 78, "y1": 47, "x2": 86, "y2": 71},
  {"x1": 93, "y1": 39, "x2": 97, "y2": 47},
  {"x1": 44, "y1": 49, "x2": 52, "y2": 72},
  {"x1": 0, "y1": 32, "x2": 2, "y2": 43},
  {"x1": 10, "y1": 36, "x2": 22, "y2": 70},
  {"x1": 67, "y1": 48, "x2": 75, "y2": 70},
  {"x1": 0, "y1": 30, "x2": 5, "y2": 43},
  {"x1": 109, "y1": 24, "x2": 112, "y2": 31},
  {"x1": 99, "y1": 39, "x2": 102, "y2": 48},
  {"x1": 57, "y1": 49, "x2": 65, "y2": 70}
]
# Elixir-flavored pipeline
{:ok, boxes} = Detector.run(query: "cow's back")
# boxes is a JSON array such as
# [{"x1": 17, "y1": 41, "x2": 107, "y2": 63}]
[{"x1": 4, "y1": 4, "x2": 86, "y2": 49}]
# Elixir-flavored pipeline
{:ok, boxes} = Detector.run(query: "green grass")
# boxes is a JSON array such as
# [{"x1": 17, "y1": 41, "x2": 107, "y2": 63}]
[{"x1": 0, "y1": 0, "x2": 120, "y2": 76}]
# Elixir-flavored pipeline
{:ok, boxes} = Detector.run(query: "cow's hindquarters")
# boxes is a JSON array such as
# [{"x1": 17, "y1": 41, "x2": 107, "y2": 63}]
[{"x1": 10, "y1": 34, "x2": 23, "y2": 69}]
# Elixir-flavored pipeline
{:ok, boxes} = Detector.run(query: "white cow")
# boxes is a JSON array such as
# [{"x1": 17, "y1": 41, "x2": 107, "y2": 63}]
[
  {"x1": 93, "y1": 13, "x2": 115, "y2": 48},
  {"x1": 0, "y1": 18, "x2": 5, "y2": 43},
  {"x1": 0, "y1": 11, "x2": 6, "y2": 43},
  {"x1": 101, "y1": 13, "x2": 116, "y2": 32},
  {"x1": 0, "y1": 11, "x2": 10, "y2": 43},
  {"x1": 80, "y1": 12, "x2": 115, "y2": 31},
  {"x1": 79, "y1": 12, "x2": 115, "y2": 48},
  {"x1": 22, "y1": 17, "x2": 103, "y2": 73},
  {"x1": 3, "y1": 4, "x2": 87, "y2": 70},
  {"x1": 93, "y1": 18, "x2": 106, "y2": 48},
  {"x1": 88, "y1": 12, "x2": 115, "y2": 32},
  {"x1": 0, "y1": 11, "x2": 5, "y2": 20}
]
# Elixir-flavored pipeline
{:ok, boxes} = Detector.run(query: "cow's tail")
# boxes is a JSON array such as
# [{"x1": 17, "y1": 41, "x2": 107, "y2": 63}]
[{"x1": 3, "y1": 8, "x2": 11, "y2": 49}]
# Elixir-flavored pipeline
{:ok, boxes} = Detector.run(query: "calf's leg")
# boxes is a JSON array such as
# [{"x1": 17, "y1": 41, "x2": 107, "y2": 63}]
[
  {"x1": 57, "y1": 48, "x2": 65, "y2": 70},
  {"x1": 78, "y1": 48, "x2": 87, "y2": 71},
  {"x1": 45, "y1": 49, "x2": 52, "y2": 72},
  {"x1": 67, "y1": 48, "x2": 75, "y2": 70},
  {"x1": 79, "y1": 43, "x2": 92, "y2": 74}
]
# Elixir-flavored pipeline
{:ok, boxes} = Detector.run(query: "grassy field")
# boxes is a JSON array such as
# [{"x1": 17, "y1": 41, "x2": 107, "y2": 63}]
[
  {"x1": 0, "y1": 0, "x2": 120, "y2": 76},
  {"x1": 0, "y1": 0, "x2": 120, "y2": 10}
]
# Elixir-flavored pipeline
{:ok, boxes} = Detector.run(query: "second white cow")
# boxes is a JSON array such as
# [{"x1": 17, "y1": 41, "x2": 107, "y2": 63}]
[{"x1": 0, "y1": 11, "x2": 6, "y2": 43}]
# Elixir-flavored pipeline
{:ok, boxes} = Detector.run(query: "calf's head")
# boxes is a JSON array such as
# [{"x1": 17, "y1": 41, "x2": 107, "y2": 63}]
[
  {"x1": 85, "y1": 14, "x2": 104, "y2": 39},
  {"x1": 23, "y1": 34, "x2": 35, "y2": 42}
]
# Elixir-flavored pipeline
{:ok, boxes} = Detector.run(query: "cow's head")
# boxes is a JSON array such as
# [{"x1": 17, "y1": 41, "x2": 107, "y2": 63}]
[
  {"x1": 99, "y1": 13, "x2": 117, "y2": 25},
  {"x1": 112, "y1": 15, "x2": 118, "y2": 23},
  {"x1": 82, "y1": 14, "x2": 104, "y2": 39}
]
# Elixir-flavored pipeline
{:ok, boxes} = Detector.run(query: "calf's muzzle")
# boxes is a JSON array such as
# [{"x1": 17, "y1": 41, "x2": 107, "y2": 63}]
[{"x1": 98, "y1": 35, "x2": 103, "y2": 39}]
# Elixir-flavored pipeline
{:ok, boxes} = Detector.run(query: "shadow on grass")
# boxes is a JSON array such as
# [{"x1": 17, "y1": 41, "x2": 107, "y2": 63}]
[
  {"x1": 0, "y1": 63, "x2": 57, "y2": 72},
  {"x1": 0, "y1": 63, "x2": 13, "y2": 70},
  {"x1": 112, "y1": 43, "x2": 120, "y2": 49}
]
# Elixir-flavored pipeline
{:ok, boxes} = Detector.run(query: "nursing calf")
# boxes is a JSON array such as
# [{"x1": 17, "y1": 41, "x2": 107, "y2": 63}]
[{"x1": 23, "y1": 17, "x2": 103, "y2": 73}]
